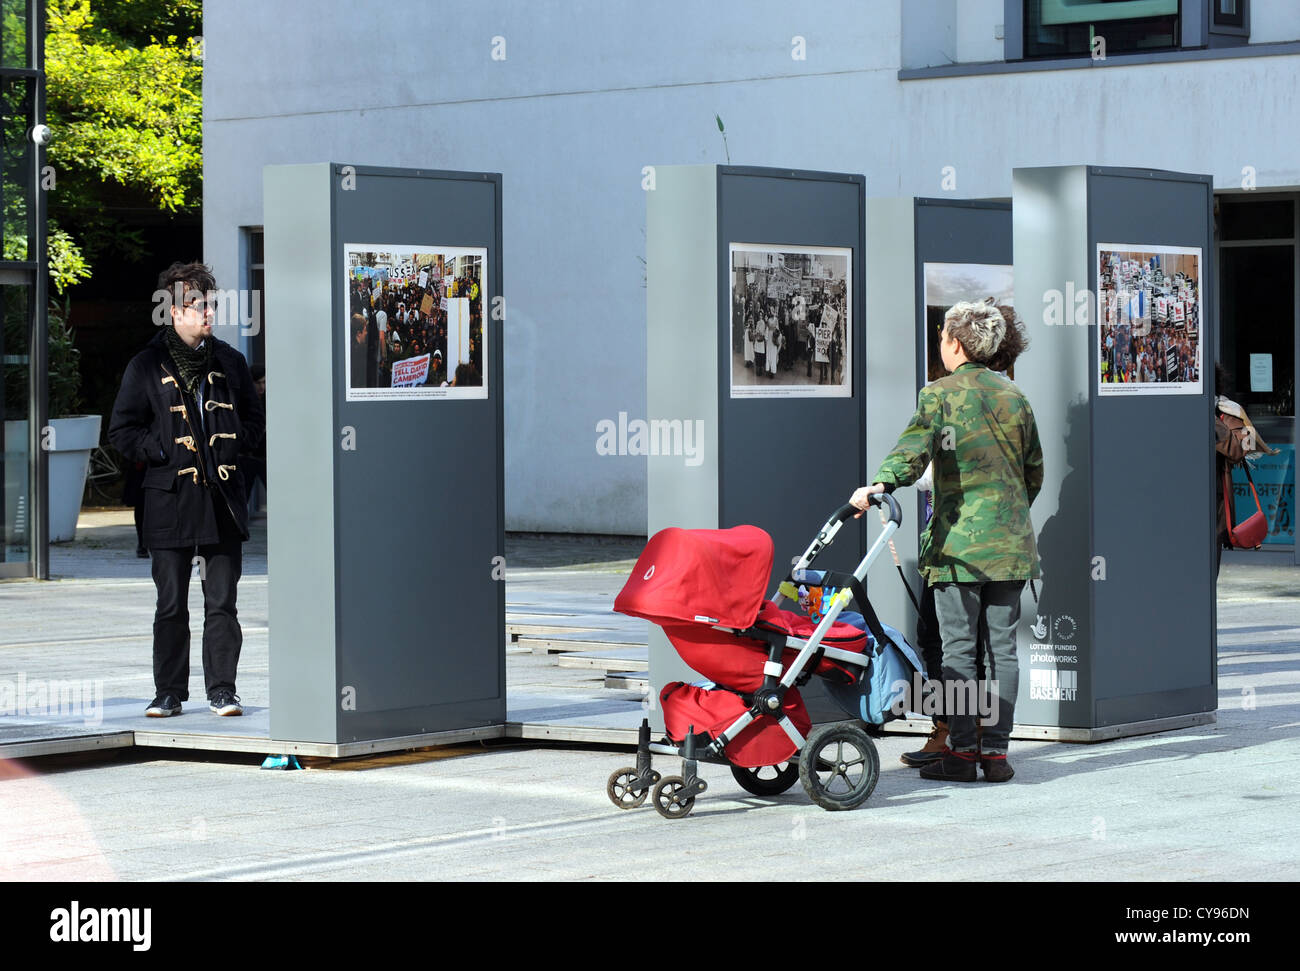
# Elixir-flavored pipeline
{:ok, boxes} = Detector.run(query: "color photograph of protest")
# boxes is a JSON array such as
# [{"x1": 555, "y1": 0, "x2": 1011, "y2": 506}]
[
  {"x1": 1098, "y1": 244, "x2": 1202, "y2": 395},
  {"x1": 344, "y1": 244, "x2": 487, "y2": 400},
  {"x1": 729, "y1": 243, "x2": 851, "y2": 398}
]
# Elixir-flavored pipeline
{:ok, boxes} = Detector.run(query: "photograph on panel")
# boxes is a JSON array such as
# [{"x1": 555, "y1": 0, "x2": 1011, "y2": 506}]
[
  {"x1": 729, "y1": 243, "x2": 851, "y2": 398},
  {"x1": 1097, "y1": 244, "x2": 1202, "y2": 396},
  {"x1": 344, "y1": 244, "x2": 487, "y2": 400}
]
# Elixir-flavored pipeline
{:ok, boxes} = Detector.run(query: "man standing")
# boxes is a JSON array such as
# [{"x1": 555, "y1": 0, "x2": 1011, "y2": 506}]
[
  {"x1": 373, "y1": 293, "x2": 389, "y2": 385},
  {"x1": 109, "y1": 262, "x2": 265, "y2": 717}
]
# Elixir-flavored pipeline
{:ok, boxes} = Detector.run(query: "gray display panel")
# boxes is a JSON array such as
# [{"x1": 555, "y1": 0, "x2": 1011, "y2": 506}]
[
  {"x1": 645, "y1": 165, "x2": 867, "y2": 727},
  {"x1": 1012, "y1": 165, "x2": 1215, "y2": 732},
  {"x1": 333, "y1": 166, "x2": 505, "y2": 741},
  {"x1": 716, "y1": 167, "x2": 867, "y2": 588},
  {"x1": 1013, "y1": 166, "x2": 1095, "y2": 729},
  {"x1": 913, "y1": 199, "x2": 1014, "y2": 388},
  {"x1": 266, "y1": 164, "x2": 339, "y2": 744},
  {"x1": 1086, "y1": 168, "x2": 1216, "y2": 725},
  {"x1": 266, "y1": 163, "x2": 504, "y2": 745}
]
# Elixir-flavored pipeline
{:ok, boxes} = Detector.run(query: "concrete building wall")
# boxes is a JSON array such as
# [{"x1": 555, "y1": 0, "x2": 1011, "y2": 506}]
[
  {"x1": 1252, "y1": 2, "x2": 1300, "y2": 43},
  {"x1": 203, "y1": 0, "x2": 1300, "y2": 533},
  {"x1": 956, "y1": 0, "x2": 1005, "y2": 64}
]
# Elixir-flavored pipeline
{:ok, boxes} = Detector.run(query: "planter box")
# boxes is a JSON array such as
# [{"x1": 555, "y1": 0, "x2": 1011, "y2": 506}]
[{"x1": 3, "y1": 415, "x2": 102, "y2": 544}]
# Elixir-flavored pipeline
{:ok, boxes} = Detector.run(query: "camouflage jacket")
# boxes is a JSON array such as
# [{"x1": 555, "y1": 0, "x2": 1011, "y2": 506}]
[{"x1": 873, "y1": 363, "x2": 1043, "y2": 583}]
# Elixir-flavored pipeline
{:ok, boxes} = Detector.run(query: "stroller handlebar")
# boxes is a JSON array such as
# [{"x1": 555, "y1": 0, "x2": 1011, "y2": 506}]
[
  {"x1": 870, "y1": 492, "x2": 903, "y2": 526},
  {"x1": 831, "y1": 493, "x2": 902, "y2": 528},
  {"x1": 787, "y1": 494, "x2": 906, "y2": 595},
  {"x1": 830, "y1": 502, "x2": 859, "y2": 524}
]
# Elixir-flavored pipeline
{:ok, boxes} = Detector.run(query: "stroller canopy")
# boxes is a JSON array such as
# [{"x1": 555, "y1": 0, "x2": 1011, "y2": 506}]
[{"x1": 615, "y1": 525, "x2": 774, "y2": 630}]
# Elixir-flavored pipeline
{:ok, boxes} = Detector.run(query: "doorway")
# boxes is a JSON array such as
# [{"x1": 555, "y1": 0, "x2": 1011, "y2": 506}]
[{"x1": 1217, "y1": 193, "x2": 1297, "y2": 563}]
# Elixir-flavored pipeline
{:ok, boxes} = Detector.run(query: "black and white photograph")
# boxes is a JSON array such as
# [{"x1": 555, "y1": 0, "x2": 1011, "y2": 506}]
[
  {"x1": 1097, "y1": 244, "x2": 1202, "y2": 396},
  {"x1": 922, "y1": 263, "x2": 1015, "y2": 382},
  {"x1": 344, "y1": 244, "x2": 487, "y2": 400},
  {"x1": 729, "y1": 243, "x2": 851, "y2": 398}
]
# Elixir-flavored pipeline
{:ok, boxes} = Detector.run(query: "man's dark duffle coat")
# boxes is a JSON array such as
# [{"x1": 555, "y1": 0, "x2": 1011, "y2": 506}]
[{"x1": 109, "y1": 331, "x2": 265, "y2": 549}]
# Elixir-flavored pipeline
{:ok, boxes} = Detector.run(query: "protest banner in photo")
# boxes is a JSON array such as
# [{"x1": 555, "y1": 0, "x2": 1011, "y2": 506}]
[
  {"x1": 729, "y1": 242, "x2": 852, "y2": 398},
  {"x1": 344, "y1": 243, "x2": 487, "y2": 400},
  {"x1": 391, "y1": 353, "x2": 431, "y2": 388},
  {"x1": 1097, "y1": 244, "x2": 1202, "y2": 395}
]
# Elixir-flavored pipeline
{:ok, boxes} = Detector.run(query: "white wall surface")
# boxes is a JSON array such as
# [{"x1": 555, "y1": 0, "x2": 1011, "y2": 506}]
[
  {"x1": 902, "y1": 0, "x2": 956, "y2": 68},
  {"x1": 1248, "y1": 0, "x2": 1300, "y2": 44},
  {"x1": 204, "y1": 0, "x2": 1300, "y2": 533},
  {"x1": 956, "y1": 0, "x2": 1005, "y2": 64}
]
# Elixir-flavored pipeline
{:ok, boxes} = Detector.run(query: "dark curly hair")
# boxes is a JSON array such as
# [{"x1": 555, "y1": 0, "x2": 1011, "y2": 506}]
[
  {"x1": 157, "y1": 261, "x2": 216, "y2": 297},
  {"x1": 985, "y1": 303, "x2": 1028, "y2": 374}
]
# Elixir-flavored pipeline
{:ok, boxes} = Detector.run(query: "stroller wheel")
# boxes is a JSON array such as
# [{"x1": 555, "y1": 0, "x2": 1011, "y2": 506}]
[
  {"x1": 730, "y1": 761, "x2": 800, "y2": 796},
  {"x1": 799, "y1": 722, "x2": 880, "y2": 811},
  {"x1": 652, "y1": 776, "x2": 695, "y2": 819},
  {"x1": 607, "y1": 767, "x2": 650, "y2": 809}
]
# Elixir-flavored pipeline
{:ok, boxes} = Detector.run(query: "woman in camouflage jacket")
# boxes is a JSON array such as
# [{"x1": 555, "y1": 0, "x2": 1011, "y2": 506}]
[{"x1": 851, "y1": 300, "x2": 1043, "y2": 783}]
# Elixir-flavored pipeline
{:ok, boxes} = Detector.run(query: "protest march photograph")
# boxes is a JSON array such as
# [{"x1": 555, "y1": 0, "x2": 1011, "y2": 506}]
[
  {"x1": 729, "y1": 243, "x2": 851, "y2": 398},
  {"x1": 1097, "y1": 244, "x2": 1202, "y2": 396},
  {"x1": 345, "y1": 244, "x2": 487, "y2": 400}
]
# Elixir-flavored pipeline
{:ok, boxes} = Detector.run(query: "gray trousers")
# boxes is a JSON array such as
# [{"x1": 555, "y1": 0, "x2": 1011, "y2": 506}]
[{"x1": 932, "y1": 580, "x2": 1025, "y2": 756}]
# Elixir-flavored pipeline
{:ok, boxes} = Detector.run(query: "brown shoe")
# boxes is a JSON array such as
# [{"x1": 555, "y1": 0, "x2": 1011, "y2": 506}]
[
  {"x1": 980, "y1": 754, "x2": 1015, "y2": 783},
  {"x1": 900, "y1": 721, "x2": 948, "y2": 767}
]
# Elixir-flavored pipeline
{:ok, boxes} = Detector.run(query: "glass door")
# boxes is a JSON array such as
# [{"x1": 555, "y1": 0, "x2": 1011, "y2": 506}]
[
  {"x1": 0, "y1": 277, "x2": 29, "y2": 575},
  {"x1": 0, "y1": 0, "x2": 43, "y2": 578}
]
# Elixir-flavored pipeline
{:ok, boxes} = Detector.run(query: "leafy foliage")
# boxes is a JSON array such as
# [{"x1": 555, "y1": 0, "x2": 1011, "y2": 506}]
[
  {"x1": 42, "y1": 0, "x2": 203, "y2": 289},
  {"x1": 47, "y1": 226, "x2": 89, "y2": 292},
  {"x1": 45, "y1": 295, "x2": 80, "y2": 416}
]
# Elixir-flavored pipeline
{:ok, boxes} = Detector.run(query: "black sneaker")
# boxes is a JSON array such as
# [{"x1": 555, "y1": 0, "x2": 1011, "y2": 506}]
[
  {"x1": 209, "y1": 690, "x2": 243, "y2": 716},
  {"x1": 145, "y1": 694, "x2": 182, "y2": 717},
  {"x1": 918, "y1": 749, "x2": 979, "y2": 782}
]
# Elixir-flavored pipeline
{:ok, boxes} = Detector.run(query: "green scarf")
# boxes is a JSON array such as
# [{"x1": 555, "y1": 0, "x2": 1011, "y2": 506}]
[{"x1": 163, "y1": 325, "x2": 214, "y2": 394}]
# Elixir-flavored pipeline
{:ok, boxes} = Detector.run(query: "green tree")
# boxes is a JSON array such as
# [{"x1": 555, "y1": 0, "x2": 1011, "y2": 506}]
[{"x1": 40, "y1": 0, "x2": 203, "y2": 291}]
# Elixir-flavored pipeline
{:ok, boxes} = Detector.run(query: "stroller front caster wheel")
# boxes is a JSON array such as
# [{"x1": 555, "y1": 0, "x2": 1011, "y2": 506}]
[
  {"x1": 799, "y1": 722, "x2": 880, "y2": 811},
  {"x1": 652, "y1": 776, "x2": 696, "y2": 819},
  {"x1": 730, "y1": 761, "x2": 800, "y2": 796},
  {"x1": 607, "y1": 767, "x2": 652, "y2": 809}
]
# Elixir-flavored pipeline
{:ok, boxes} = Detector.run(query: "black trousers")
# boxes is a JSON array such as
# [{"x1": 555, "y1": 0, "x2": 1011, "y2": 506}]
[{"x1": 150, "y1": 499, "x2": 244, "y2": 701}]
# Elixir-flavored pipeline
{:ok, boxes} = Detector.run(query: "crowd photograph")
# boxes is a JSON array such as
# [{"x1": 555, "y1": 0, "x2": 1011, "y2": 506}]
[
  {"x1": 345, "y1": 246, "x2": 487, "y2": 400},
  {"x1": 729, "y1": 243, "x2": 852, "y2": 398},
  {"x1": 1098, "y1": 245, "x2": 1202, "y2": 395}
]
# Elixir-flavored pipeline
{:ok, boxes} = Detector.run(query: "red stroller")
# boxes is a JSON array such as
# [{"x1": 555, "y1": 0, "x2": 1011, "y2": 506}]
[{"x1": 606, "y1": 496, "x2": 921, "y2": 819}]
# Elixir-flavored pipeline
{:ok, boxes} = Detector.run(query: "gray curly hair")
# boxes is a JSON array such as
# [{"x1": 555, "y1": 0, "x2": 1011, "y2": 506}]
[{"x1": 944, "y1": 298, "x2": 1006, "y2": 363}]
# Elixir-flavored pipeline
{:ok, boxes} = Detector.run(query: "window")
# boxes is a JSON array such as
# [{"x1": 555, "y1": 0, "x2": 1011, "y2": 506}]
[
  {"x1": 1217, "y1": 196, "x2": 1295, "y2": 419},
  {"x1": 1213, "y1": 0, "x2": 1245, "y2": 28},
  {"x1": 1024, "y1": 0, "x2": 1181, "y2": 58},
  {"x1": 244, "y1": 227, "x2": 265, "y2": 367}
]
